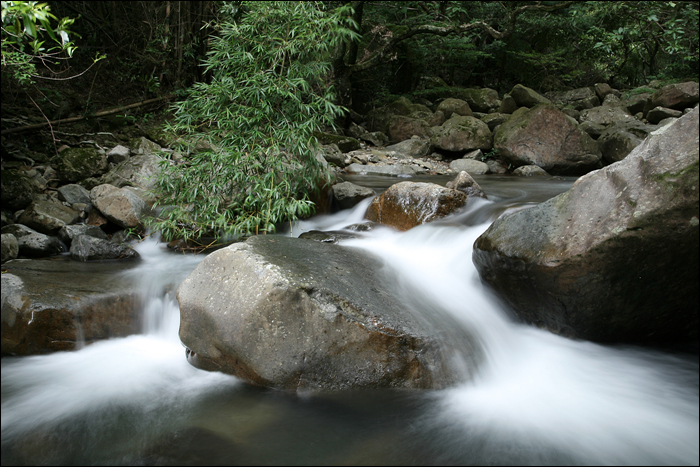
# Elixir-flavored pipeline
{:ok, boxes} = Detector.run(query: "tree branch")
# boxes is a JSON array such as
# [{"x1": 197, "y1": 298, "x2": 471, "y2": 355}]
[{"x1": 1, "y1": 95, "x2": 172, "y2": 135}]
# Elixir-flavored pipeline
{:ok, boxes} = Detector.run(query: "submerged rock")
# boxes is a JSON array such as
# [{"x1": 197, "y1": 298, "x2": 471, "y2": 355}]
[
  {"x1": 365, "y1": 181, "x2": 467, "y2": 231},
  {"x1": 177, "y1": 235, "x2": 478, "y2": 390},
  {"x1": 473, "y1": 107, "x2": 699, "y2": 345}
]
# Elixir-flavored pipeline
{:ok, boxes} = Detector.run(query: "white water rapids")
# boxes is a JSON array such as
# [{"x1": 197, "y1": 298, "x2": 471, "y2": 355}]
[{"x1": 1, "y1": 177, "x2": 698, "y2": 465}]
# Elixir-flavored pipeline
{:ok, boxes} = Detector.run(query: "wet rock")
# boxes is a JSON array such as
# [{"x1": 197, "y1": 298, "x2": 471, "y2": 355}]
[
  {"x1": 1, "y1": 258, "x2": 141, "y2": 355},
  {"x1": 69, "y1": 235, "x2": 140, "y2": 261},
  {"x1": 449, "y1": 159, "x2": 489, "y2": 174},
  {"x1": 298, "y1": 230, "x2": 361, "y2": 243},
  {"x1": 17, "y1": 199, "x2": 80, "y2": 235},
  {"x1": 177, "y1": 235, "x2": 478, "y2": 390},
  {"x1": 473, "y1": 107, "x2": 699, "y2": 345},
  {"x1": 90, "y1": 184, "x2": 152, "y2": 229},
  {"x1": 0, "y1": 224, "x2": 64, "y2": 257},
  {"x1": 430, "y1": 115, "x2": 492, "y2": 153},
  {"x1": 54, "y1": 147, "x2": 109, "y2": 183},
  {"x1": 494, "y1": 104, "x2": 601, "y2": 175},
  {"x1": 332, "y1": 182, "x2": 375, "y2": 210},
  {"x1": 1, "y1": 233, "x2": 19, "y2": 263},
  {"x1": 365, "y1": 181, "x2": 466, "y2": 231},
  {"x1": 446, "y1": 171, "x2": 487, "y2": 198}
]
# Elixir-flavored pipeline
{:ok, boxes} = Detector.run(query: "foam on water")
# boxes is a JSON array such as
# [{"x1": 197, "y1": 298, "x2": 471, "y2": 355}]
[
  {"x1": 1, "y1": 235, "x2": 239, "y2": 443},
  {"x1": 2, "y1": 183, "x2": 698, "y2": 465},
  {"x1": 340, "y1": 215, "x2": 699, "y2": 465}
]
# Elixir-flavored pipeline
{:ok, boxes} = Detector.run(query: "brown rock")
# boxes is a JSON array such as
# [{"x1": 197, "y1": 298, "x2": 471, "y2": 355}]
[{"x1": 366, "y1": 182, "x2": 466, "y2": 231}]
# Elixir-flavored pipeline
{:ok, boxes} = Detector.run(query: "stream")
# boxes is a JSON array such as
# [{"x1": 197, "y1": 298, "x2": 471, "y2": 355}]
[{"x1": 2, "y1": 174, "x2": 698, "y2": 465}]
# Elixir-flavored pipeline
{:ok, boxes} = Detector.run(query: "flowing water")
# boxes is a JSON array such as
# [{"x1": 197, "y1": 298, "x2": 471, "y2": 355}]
[{"x1": 2, "y1": 175, "x2": 698, "y2": 465}]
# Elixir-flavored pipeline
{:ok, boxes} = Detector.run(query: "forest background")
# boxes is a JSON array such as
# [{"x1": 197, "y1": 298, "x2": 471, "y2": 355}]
[{"x1": 2, "y1": 0, "x2": 698, "y2": 240}]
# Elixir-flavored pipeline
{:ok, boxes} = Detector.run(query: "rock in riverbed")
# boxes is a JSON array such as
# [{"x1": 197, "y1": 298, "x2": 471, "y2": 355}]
[
  {"x1": 473, "y1": 106, "x2": 699, "y2": 345},
  {"x1": 177, "y1": 235, "x2": 479, "y2": 390}
]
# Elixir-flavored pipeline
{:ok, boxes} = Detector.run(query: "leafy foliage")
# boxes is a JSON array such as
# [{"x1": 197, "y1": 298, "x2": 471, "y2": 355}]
[
  {"x1": 150, "y1": 1, "x2": 358, "y2": 241},
  {"x1": 1, "y1": 1, "x2": 78, "y2": 85}
]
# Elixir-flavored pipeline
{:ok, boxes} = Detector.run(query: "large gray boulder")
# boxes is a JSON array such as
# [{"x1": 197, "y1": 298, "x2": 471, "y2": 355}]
[
  {"x1": 473, "y1": 107, "x2": 699, "y2": 345},
  {"x1": 365, "y1": 181, "x2": 466, "y2": 231},
  {"x1": 494, "y1": 104, "x2": 602, "y2": 175},
  {"x1": 90, "y1": 184, "x2": 152, "y2": 229},
  {"x1": 430, "y1": 115, "x2": 492, "y2": 153},
  {"x1": 177, "y1": 235, "x2": 479, "y2": 390},
  {"x1": 1, "y1": 259, "x2": 142, "y2": 355}
]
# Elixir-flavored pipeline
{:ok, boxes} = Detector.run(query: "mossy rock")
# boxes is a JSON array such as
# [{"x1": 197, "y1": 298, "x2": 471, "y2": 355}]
[
  {"x1": 54, "y1": 147, "x2": 109, "y2": 183},
  {"x1": 1, "y1": 169, "x2": 36, "y2": 211}
]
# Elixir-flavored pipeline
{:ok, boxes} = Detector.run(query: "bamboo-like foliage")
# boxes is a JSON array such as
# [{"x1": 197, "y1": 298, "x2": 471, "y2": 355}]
[{"x1": 150, "y1": 1, "x2": 359, "y2": 241}]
